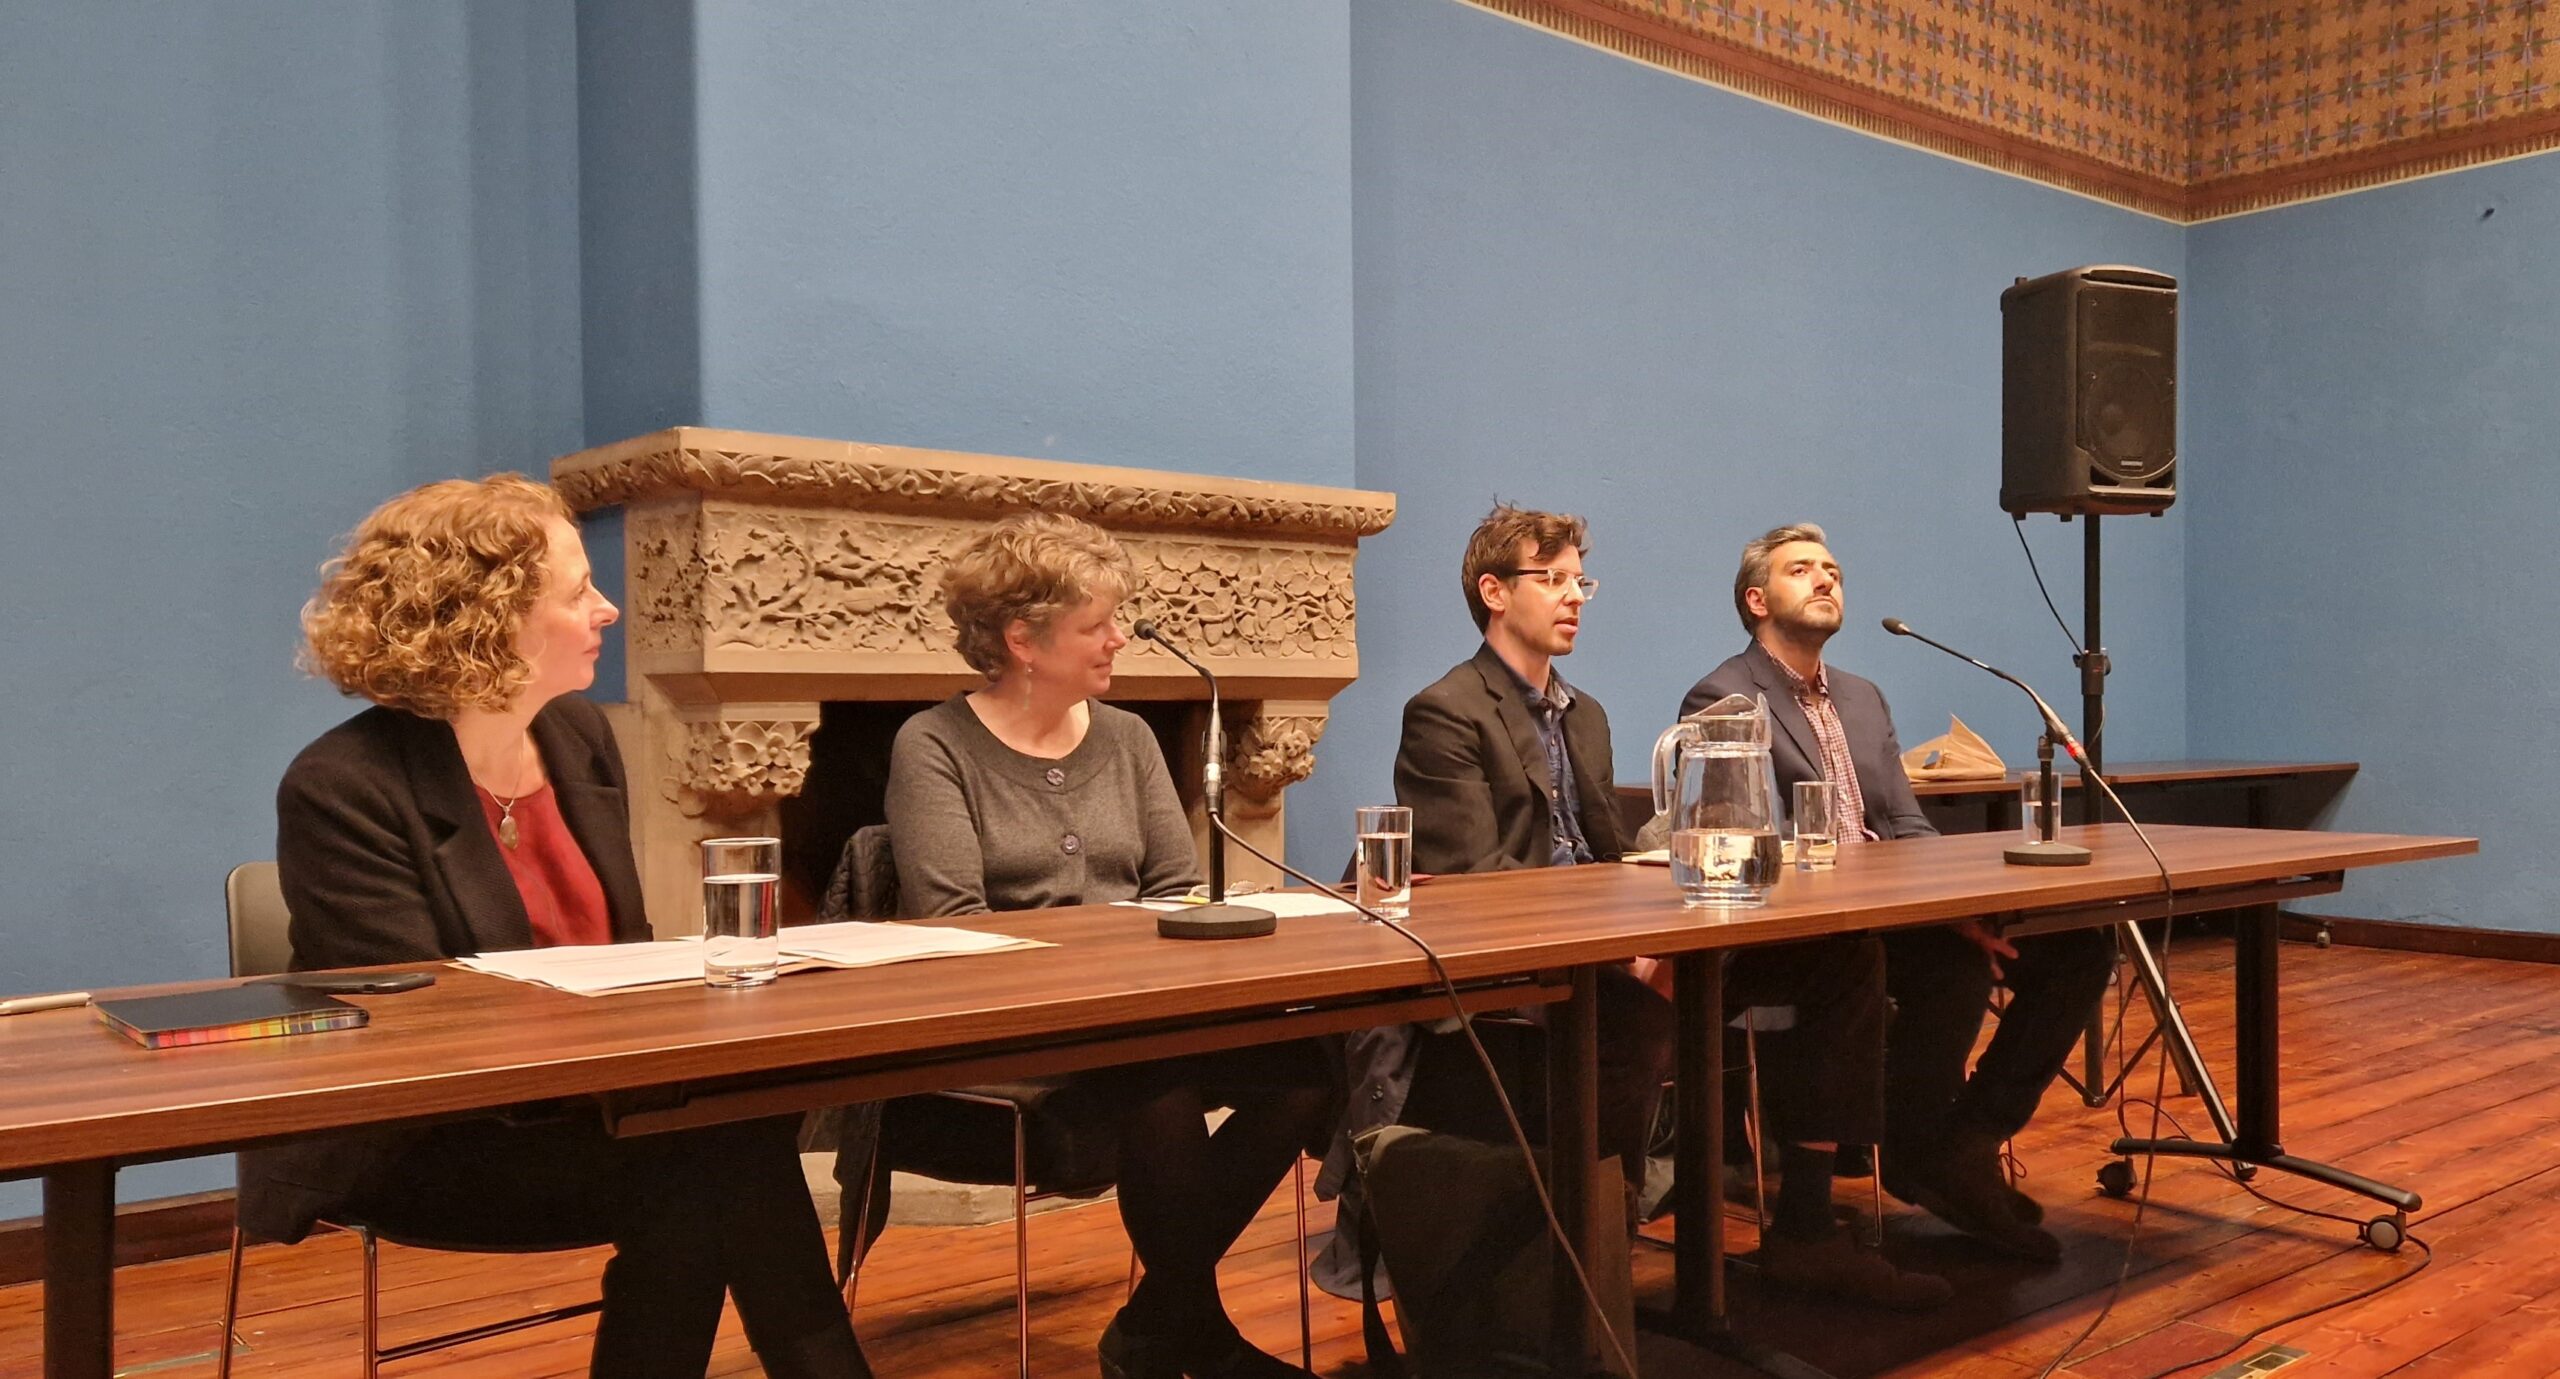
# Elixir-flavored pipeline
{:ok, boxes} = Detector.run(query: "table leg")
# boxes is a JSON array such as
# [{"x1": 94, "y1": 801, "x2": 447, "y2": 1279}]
[
  {"x1": 1673, "y1": 950, "x2": 1723, "y2": 1323},
  {"x1": 1548, "y1": 965, "x2": 1601, "y2": 1377},
  {"x1": 44, "y1": 1160, "x2": 113, "y2": 1379}
]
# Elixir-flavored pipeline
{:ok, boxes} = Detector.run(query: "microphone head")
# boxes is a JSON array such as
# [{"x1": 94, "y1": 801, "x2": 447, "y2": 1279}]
[
  {"x1": 1131, "y1": 619, "x2": 1161, "y2": 641},
  {"x1": 1882, "y1": 617, "x2": 1912, "y2": 636}
]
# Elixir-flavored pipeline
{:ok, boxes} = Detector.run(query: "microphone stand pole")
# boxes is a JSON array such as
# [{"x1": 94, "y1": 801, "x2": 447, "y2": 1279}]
[{"x1": 2058, "y1": 514, "x2": 2235, "y2": 1150}]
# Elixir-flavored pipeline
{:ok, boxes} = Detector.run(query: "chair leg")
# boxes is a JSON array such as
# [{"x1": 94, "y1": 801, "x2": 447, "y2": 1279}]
[
  {"x1": 1011, "y1": 1102, "x2": 1032, "y2": 1379},
  {"x1": 359, "y1": 1227, "x2": 383, "y2": 1379},
  {"x1": 841, "y1": 1143, "x2": 884, "y2": 1311},
  {"x1": 1743, "y1": 1023, "x2": 1770, "y2": 1228},
  {"x1": 1293, "y1": 1156, "x2": 1313, "y2": 1370},
  {"x1": 217, "y1": 1225, "x2": 246, "y2": 1379},
  {"x1": 1867, "y1": 1143, "x2": 1886, "y2": 1247}
]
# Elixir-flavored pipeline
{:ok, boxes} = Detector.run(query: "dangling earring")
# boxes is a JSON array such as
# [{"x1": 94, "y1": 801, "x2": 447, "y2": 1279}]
[{"x1": 1020, "y1": 658, "x2": 1035, "y2": 710}]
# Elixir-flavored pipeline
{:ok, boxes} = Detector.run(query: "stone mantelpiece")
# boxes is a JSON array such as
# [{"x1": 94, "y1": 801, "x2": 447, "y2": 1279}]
[{"x1": 553, "y1": 428, "x2": 1395, "y2": 929}]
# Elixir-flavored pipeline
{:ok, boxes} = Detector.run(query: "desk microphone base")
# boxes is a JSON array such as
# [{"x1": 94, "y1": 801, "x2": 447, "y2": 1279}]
[
  {"x1": 1158, "y1": 904, "x2": 1277, "y2": 940},
  {"x1": 2003, "y1": 840, "x2": 2092, "y2": 866}
]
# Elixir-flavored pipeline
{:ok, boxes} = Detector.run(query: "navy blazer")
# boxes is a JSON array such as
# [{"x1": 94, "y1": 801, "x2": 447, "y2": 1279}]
[
  {"x1": 236, "y1": 696, "x2": 650, "y2": 1243},
  {"x1": 1684, "y1": 641, "x2": 1938, "y2": 842}
]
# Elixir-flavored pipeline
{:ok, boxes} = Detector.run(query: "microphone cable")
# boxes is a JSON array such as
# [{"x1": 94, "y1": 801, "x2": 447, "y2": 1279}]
[
  {"x1": 1208, "y1": 813, "x2": 1642, "y2": 1379},
  {"x1": 2031, "y1": 765, "x2": 2185, "y2": 1379}
]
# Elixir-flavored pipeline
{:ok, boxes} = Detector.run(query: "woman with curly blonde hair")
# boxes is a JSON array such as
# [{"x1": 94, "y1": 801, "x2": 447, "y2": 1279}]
[
  {"x1": 239, "y1": 474, "x2": 872, "y2": 1379},
  {"x1": 886, "y1": 512, "x2": 1336, "y2": 1379}
]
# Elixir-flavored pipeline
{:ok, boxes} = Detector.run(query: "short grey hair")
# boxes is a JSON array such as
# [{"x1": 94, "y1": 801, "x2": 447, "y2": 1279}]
[{"x1": 1733, "y1": 523, "x2": 1830, "y2": 634}]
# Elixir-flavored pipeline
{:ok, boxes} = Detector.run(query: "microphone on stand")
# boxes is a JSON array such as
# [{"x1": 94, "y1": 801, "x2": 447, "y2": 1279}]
[
  {"x1": 1132, "y1": 619, "x2": 1278, "y2": 938},
  {"x1": 1882, "y1": 617, "x2": 2093, "y2": 867}
]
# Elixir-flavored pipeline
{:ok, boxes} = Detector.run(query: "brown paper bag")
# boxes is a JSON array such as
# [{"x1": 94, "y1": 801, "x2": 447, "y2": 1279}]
[{"x1": 1900, "y1": 716, "x2": 2009, "y2": 780}]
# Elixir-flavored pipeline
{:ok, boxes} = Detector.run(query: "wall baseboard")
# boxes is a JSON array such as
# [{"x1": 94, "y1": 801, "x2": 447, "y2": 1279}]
[
  {"x1": 2283, "y1": 911, "x2": 2560, "y2": 966},
  {"x1": 0, "y1": 1190, "x2": 237, "y2": 1287}
]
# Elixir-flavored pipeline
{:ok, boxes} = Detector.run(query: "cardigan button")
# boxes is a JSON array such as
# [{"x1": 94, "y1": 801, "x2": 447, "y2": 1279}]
[
  {"x1": 1061, "y1": 833, "x2": 1082, "y2": 856},
  {"x1": 1044, "y1": 767, "x2": 1066, "y2": 788}
]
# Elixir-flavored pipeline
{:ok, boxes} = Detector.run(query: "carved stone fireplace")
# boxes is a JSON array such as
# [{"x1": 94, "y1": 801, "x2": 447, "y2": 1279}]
[{"x1": 551, "y1": 428, "x2": 1397, "y2": 929}]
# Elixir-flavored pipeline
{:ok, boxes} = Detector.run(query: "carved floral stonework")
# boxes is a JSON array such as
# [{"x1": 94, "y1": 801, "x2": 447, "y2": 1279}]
[
  {"x1": 1227, "y1": 712, "x2": 1329, "y2": 803},
  {"x1": 556, "y1": 430, "x2": 1393, "y2": 923},
  {"x1": 625, "y1": 506, "x2": 1356, "y2": 662},
  {"x1": 664, "y1": 716, "x2": 818, "y2": 819},
  {"x1": 557, "y1": 443, "x2": 1395, "y2": 541}
]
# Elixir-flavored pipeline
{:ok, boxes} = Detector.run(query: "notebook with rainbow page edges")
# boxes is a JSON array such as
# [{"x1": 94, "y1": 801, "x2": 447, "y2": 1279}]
[{"x1": 94, "y1": 984, "x2": 368, "y2": 1049}]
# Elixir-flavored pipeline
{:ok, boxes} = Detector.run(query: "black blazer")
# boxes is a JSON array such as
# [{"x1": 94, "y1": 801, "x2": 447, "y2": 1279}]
[
  {"x1": 1394, "y1": 642, "x2": 1628, "y2": 875},
  {"x1": 1684, "y1": 641, "x2": 1937, "y2": 842},
  {"x1": 236, "y1": 696, "x2": 650, "y2": 1243}
]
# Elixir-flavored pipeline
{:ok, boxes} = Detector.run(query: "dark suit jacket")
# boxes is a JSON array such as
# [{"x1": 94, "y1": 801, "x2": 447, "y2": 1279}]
[
  {"x1": 1320, "y1": 644, "x2": 1627, "y2": 1219},
  {"x1": 1393, "y1": 642, "x2": 1629, "y2": 874},
  {"x1": 236, "y1": 696, "x2": 650, "y2": 1243},
  {"x1": 1685, "y1": 641, "x2": 1937, "y2": 842}
]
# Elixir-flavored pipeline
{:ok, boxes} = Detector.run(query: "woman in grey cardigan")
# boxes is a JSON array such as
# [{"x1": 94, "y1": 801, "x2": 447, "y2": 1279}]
[{"x1": 886, "y1": 513, "x2": 1336, "y2": 1379}]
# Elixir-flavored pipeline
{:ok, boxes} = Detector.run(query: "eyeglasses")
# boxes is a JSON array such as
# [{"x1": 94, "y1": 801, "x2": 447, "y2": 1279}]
[{"x1": 1505, "y1": 568, "x2": 1599, "y2": 599}]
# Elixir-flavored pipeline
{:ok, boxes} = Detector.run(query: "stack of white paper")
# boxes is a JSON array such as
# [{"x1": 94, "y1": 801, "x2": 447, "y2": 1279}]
[{"x1": 454, "y1": 922, "x2": 1046, "y2": 996}]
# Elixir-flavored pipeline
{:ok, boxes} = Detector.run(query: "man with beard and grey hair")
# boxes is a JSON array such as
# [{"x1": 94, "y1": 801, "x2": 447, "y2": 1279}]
[{"x1": 1684, "y1": 523, "x2": 2114, "y2": 1264}]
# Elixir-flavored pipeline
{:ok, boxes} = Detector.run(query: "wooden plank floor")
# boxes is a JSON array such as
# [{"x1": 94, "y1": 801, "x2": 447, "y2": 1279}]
[{"x1": 8, "y1": 934, "x2": 2560, "y2": 1378}]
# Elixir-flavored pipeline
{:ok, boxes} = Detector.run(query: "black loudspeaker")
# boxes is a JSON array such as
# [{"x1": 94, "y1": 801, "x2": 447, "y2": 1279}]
[{"x1": 2000, "y1": 265, "x2": 2178, "y2": 517}]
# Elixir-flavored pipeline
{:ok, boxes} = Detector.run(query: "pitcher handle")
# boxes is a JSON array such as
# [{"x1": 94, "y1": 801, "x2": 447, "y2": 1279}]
[{"x1": 1650, "y1": 720, "x2": 1698, "y2": 816}]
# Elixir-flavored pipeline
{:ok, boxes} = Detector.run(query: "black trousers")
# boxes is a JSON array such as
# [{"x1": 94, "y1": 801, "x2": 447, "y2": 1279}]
[
  {"x1": 1724, "y1": 933, "x2": 1890, "y2": 1148},
  {"x1": 1095, "y1": 1038, "x2": 1343, "y2": 1336},
  {"x1": 1883, "y1": 924, "x2": 2118, "y2": 1159},
  {"x1": 344, "y1": 1113, "x2": 861, "y2": 1379},
  {"x1": 1401, "y1": 963, "x2": 1677, "y2": 1192}
]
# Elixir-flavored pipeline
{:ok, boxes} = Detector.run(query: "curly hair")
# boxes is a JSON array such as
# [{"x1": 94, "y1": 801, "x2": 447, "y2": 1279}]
[
  {"x1": 942, "y1": 512, "x2": 1136, "y2": 677},
  {"x1": 300, "y1": 474, "x2": 577, "y2": 718},
  {"x1": 1462, "y1": 503, "x2": 1589, "y2": 632}
]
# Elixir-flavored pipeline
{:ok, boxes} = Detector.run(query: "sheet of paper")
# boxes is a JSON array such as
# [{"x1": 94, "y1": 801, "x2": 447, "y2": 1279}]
[
  {"x1": 777, "y1": 920, "x2": 1045, "y2": 967},
  {"x1": 453, "y1": 922, "x2": 1047, "y2": 996}
]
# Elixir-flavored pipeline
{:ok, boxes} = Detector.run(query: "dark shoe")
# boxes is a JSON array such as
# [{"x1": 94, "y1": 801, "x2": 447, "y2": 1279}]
[
  {"x1": 1101, "y1": 1311, "x2": 1315, "y2": 1379},
  {"x1": 1757, "y1": 1229, "x2": 1954, "y2": 1310},
  {"x1": 1098, "y1": 1312, "x2": 1186, "y2": 1379},
  {"x1": 2002, "y1": 1179, "x2": 2047, "y2": 1225},
  {"x1": 753, "y1": 1320, "x2": 874, "y2": 1379},
  {"x1": 1887, "y1": 1140, "x2": 2062, "y2": 1264}
]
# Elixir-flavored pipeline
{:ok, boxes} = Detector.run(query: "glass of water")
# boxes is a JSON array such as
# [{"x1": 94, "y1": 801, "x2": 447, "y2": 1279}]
[
  {"x1": 1793, "y1": 780, "x2": 1839, "y2": 871},
  {"x1": 701, "y1": 836, "x2": 781, "y2": 987},
  {"x1": 1354, "y1": 806, "x2": 1413, "y2": 921}
]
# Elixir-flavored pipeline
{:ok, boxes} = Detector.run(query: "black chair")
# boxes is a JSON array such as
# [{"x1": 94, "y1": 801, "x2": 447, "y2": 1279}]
[
  {"x1": 819, "y1": 825, "x2": 1312, "y2": 1377},
  {"x1": 217, "y1": 862, "x2": 607, "y2": 1378}
]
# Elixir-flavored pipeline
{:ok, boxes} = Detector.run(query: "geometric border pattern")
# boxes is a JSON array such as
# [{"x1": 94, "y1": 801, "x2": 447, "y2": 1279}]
[{"x1": 1474, "y1": 0, "x2": 2560, "y2": 219}]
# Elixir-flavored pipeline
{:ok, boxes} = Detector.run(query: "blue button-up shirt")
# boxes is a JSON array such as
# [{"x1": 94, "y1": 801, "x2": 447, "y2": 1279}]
[{"x1": 1498, "y1": 655, "x2": 1593, "y2": 867}]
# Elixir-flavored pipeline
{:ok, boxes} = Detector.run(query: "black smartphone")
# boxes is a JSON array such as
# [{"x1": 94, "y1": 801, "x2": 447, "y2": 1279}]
[{"x1": 256, "y1": 971, "x2": 437, "y2": 995}]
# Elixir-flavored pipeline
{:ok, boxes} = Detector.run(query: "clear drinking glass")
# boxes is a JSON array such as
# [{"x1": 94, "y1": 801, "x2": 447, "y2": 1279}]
[
  {"x1": 1354, "y1": 806, "x2": 1414, "y2": 921},
  {"x1": 701, "y1": 836, "x2": 781, "y2": 987},
  {"x1": 1793, "y1": 779, "x2": 1839, "y2": 871},
  {"x1": 2021, "y1": 772, "x2": 2062, "y2": 842}
]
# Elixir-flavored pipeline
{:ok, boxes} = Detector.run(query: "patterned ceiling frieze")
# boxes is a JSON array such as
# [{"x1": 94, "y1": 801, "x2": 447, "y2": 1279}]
[{"x1": 1472, "y1": 0, "x2": 2559, "y2": 219}]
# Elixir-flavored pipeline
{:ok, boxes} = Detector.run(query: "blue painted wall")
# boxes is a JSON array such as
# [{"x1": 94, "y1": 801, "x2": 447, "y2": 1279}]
[
  {"x1": 2185, "y1": 157, "x2": 2560, "y2": 930},
  {"x1": 685, "y1": 0, "x2": 1355, "y2": 486},
  {"x1": 0, "y1": 0, "x2": 583, "y2": 1213},
  {"x1": 1289, "y1": 0, "x2": 2188, "y2": 869}
]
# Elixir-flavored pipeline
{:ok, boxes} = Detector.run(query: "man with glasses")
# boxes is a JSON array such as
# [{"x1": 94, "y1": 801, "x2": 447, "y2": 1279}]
[
  {"x1": 1686, "y1": 522, "x2": 2115, "y2": 1264},
  {"x1": 1348, "y1": 504, "x2": 1945, "y2": 1309}
]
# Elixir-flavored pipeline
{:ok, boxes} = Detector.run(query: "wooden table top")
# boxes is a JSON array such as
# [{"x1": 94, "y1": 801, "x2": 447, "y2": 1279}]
[{"x1": 0, "y1": 824, "x2": 2470, "y2": 1178}]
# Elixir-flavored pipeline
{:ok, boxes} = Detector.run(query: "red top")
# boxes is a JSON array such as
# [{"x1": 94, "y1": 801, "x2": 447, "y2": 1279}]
[{"x1": 475, "y1": 785, "x2": 614, "y2": 948}]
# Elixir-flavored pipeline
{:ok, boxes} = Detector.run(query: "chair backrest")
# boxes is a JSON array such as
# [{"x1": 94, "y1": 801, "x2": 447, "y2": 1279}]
[
  {"x1": 225, "y1": 861, "x2": 294, "y2": 979},
  {"x1": 820, "y1": 825, "x2": 903, "y2": 921}
]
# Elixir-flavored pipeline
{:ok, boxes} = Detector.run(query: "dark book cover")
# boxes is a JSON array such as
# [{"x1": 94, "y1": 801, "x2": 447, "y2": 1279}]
[{"x1": 93, "y1": 984, "x2": 369, "y2": 1049}]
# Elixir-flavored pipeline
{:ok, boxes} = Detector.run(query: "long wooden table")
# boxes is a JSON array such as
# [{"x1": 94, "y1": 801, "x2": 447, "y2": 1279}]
[{"x1": 0, "y1": 824, "x2": 2472, "y2": 1378}]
